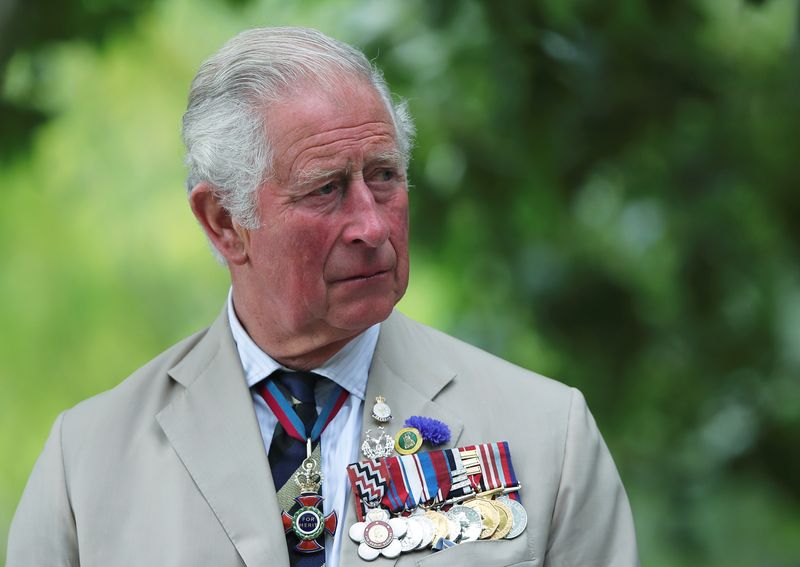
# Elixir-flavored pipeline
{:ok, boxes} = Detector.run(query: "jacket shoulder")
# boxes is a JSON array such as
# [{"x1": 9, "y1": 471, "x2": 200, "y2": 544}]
[
  {"x1": 59, "y1": 327, "x2": 209, "y2": 453},
  {"x1": 384, "y1": 311, "x2": 573, "y2": 403}
]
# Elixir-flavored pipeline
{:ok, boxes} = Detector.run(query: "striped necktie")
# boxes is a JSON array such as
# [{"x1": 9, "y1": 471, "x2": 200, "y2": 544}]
[
  {"x1": 267, "y1": 371, "x2": 319, "y2": 490},
  {"x1": 261, "y1": 370, "x2": 326, "y2": 567}
]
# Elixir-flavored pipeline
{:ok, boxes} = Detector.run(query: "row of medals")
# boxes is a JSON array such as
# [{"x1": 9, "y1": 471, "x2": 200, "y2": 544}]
[
  {"x1": 350, "y1": 493, "x2": 528, "y2": 560},
  {"x1": 350, "y1": 398, "x2": 528, "y2": 560}
]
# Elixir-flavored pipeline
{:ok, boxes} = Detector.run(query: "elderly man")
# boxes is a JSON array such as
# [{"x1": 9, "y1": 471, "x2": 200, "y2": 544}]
[{"x1": 7, "y1": 27, "x2": 638, "y2": 566}]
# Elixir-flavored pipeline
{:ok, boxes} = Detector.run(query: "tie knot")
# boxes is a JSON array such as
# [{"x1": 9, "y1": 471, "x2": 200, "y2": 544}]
[{"x1": 274, "y1": 370, "x2": 318, "y2": 406}]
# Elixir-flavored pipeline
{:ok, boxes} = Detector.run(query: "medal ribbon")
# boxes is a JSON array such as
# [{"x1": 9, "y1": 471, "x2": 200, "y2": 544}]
[
  {"x1": 381, "y1": 456, "x2": 410, "y2": 513},
  {"x1": 470, "y1": 442, "x2": 522, "y2": 500},
  {"x1": 476, "y1": 441, "x2": 520, "y2": 492},
  {"x1": 495, "y1": 441, "x2": 520, "y2": 501},
  {"x1": 346, "y1": 459, "x2": 389, "y2": 522},
  {"x1": 398, "y1": 454, "x2": 425, "y2": 508},
  {"x1": 260, "y1": 380, "x2": 350, "y2": 442},
  {"x1": 444, "y1": 449, "x2": 473, "y2": 499},
  {"x1": 478, "y1": 443, "x2": 499, "y2": 491},
  {"x1": 428, "y1": 449, "x2": 452, "y2": 502},
  {"x1": 414, "y1": 452, "x2": 439, "y2": 503},
  {"x1": 460, "y1": 445, "x2": 484, "y2": 492}
]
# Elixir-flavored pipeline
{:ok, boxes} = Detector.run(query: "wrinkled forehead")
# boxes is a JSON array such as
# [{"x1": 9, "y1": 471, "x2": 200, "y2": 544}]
[
  {"x1": 264, "y1": 80, "x2": 399, "y2": 181},
  {"x1": 265, "y1": 75, "x2": 394, "y2": 133}
]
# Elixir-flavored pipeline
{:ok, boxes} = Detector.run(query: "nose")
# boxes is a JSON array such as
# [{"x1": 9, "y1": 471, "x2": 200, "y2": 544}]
[{"x1": 342, "y1": 178, "x2": 390, "y2": 247}]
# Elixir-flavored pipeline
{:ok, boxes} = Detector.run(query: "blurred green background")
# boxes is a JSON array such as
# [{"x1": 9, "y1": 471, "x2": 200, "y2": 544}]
[{"x1": 2, "y1": 0, "x2": 799, "y2": 564}]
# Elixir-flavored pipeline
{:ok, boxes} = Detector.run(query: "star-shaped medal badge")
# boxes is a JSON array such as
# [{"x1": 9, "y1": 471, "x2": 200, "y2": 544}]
[
  {"x1": 281, "y1": 457, "x2": 338, "y2": 553},
  {"x1": 348, "y1": 508, "x2": 407, "y2": 561}
]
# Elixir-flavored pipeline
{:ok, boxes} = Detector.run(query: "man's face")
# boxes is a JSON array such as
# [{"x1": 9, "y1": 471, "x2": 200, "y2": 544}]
[{"x1": 235, "y1": 80, "x2": 409, "y2": 346}]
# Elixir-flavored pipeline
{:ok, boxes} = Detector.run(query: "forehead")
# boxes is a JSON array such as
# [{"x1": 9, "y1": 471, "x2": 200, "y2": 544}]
[{"x1": 265, "y1": 81, "x2": 399, "y2": 181}]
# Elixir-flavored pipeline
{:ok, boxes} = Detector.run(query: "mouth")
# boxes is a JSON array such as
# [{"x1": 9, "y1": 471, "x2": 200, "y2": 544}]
[{"x1": 332, "y1": 268, "x2": 391, "y2": 283}]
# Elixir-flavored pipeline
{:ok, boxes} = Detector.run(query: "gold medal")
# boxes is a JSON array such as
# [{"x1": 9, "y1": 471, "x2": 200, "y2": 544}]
[
  {"x1": 423, "y1": 510, "x2": 450, "y2": 546},
  {"x1": 394, "y1": 427, "x2": 423, "y2": 455},
  {"x1": 489, "y1": 500, "x2": 513, "y2": 540}
]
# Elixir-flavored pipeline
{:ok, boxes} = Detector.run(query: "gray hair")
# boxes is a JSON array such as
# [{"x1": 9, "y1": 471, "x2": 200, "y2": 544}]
[{"x1": 182, "y1": 27, "x2": 415, "y2": 235}]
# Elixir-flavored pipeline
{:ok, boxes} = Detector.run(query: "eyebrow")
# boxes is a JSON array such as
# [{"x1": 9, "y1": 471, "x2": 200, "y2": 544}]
[{"x1": 294, "y1": 149, "x2": 405, "y2": 187}]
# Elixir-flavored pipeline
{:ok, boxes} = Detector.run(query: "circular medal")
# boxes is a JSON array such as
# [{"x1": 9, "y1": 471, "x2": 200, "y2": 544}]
[
  {"x1": 423, "y1": 510, "x2": 450, "y2": 546},
  {"x1": 498, "y1": 496, "x2": 528, "y2": 539},
  {"x1": 411, "y1": 514, "x2": 435, "y2": 549},
  {"x1": 371, "y1": 396, "x2": 392, "y2": 423},
  {"x1": 389, "y1": 516, "x2": 408, "y2": 540},
  {"x1": 394, "y1": 427, "x2": 423, "y2": 455},
  {"x1": 489, "y1": 500, "x2": 513, "y2": 540},
  {"x1": 446, "y1": 516, "x2": 461, "y2": 541},
  {"x1": 351, "y1": 516, "x2": 406, "y2": 560},
  {"x1": 463, "y1": 498, "x2": 500, "y2": 539},
  {"x1": 400, "y1": 517, "x2": 423, "y2": 551},
  {"x1": 363, "y1": 520, "x2": 393, "y2": 549},
  {"x1": 446, "y1": 504, "x2": 482, "y2": 543},
  {"x1": 291, "y1": 506, "x2": 325, "y2": 541}
]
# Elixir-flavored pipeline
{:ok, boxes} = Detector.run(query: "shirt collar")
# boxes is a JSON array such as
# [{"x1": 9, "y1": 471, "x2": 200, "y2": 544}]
[{"x1": 226, "y1": 289, "x2": 375, "y2": 400}]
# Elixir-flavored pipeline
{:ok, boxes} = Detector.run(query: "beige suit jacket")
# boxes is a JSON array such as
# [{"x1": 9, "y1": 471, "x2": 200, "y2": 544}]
[{"x1": 7, "y1": 309, "x2": 638, "y2": 566}]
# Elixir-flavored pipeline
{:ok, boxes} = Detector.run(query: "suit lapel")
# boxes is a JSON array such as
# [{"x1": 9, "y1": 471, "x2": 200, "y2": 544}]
[
  {"x1": 338, "y1": 311, "x2": 465, "y2": 566},
  {"x1": 156, "y1": 310, "x2": 289, "y2": 567}
]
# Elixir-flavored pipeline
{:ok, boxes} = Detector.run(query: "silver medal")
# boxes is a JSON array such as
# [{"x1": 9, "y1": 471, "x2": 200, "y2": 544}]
[
  {"x1": 349, "y1": 512, "x2": 407, "y2": 561},
  {"x1": 400, "y1": 517, "x2": 423, "y2": 552},
  {"x1": 497, "y1": 496, "x2": 528, "y2": 539},
  {"x1": 410, "y1": 513, "x2": 435, "y2": 549},
  {"x1": 446, "y1": 516, "x2": 461, "y2": 542},
  {"x1": 446, "y1": 504, "x2": 482, "y2": 543}
]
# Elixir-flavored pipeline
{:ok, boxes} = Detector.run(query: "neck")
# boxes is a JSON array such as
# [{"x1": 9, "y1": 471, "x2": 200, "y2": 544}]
[
  {"x1": 230, "y1": 291, "x2": 360, "y2": 372},
  {"x1": 269, "y1": 337, "x2": 354, "y2": 371}
]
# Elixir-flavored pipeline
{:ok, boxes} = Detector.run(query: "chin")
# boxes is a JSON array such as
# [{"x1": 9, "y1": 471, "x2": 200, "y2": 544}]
[{"x1": 329, "y1": 298, "x2": 397, "y2": 332}]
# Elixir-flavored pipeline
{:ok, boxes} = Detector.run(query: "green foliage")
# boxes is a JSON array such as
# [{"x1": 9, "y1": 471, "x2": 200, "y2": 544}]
[{"x1": 2, "y1": 0, "x2": 799, "y2": 564}]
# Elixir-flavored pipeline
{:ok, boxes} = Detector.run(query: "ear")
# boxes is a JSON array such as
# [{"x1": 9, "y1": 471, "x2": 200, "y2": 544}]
[{"x1": 189, "y1": 182, "x2": 250, "y2": 265}]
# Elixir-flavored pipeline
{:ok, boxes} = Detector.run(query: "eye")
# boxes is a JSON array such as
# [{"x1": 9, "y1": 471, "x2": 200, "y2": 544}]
[
  {"x1": 370, "y1": 169, "x2": 397, "y2": 183},
  {"x1": 313, "y1": 182, "x2": 338, "y2": 196}
]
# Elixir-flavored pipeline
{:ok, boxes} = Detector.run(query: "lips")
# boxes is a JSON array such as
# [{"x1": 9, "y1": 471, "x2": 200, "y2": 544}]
[
  {"x1": 334, "y1": 268, "x2": 390, "y2": 282},
  {"x1": 328, "y1": 263, "x2": 394, "y2": 284},
  {"x1": 327, "y1": 249, "x2": 397, "y2": 284}
]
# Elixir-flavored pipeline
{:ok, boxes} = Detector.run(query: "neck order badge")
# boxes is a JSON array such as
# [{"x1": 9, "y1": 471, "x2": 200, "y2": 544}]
[
  {"x1": 259, "y1": 379, "x2": 350, "y2": 555},
  {"x1": 281, "y1": 440, "x2": 339, "y2": 553}
]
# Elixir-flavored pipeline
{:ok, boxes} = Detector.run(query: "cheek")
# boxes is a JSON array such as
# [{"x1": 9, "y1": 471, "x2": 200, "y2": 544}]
[
  {"x1": 288, "y1": 224, "x2": 341, "y2": 289},
  {"x1": 279, "y1": 231, "x2": 334, "y2": 313},
  {"x1": 389, "y1": 207, "x2": 410, "y2": 251},
  {"x1": 251, "y1": 226, "x2": 329, "y2": 285},
  {"x1": 388, "y1": 192, "x2": 410, "y2": 235},
  {"x1": 387, "y1": 205, "x2": 410, "y2": 285}
]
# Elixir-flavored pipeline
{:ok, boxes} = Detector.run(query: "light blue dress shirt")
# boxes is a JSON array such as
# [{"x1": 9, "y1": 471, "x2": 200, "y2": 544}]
[{"x1": 226, "y1": 291, "x2": 377, "y2": 567}]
